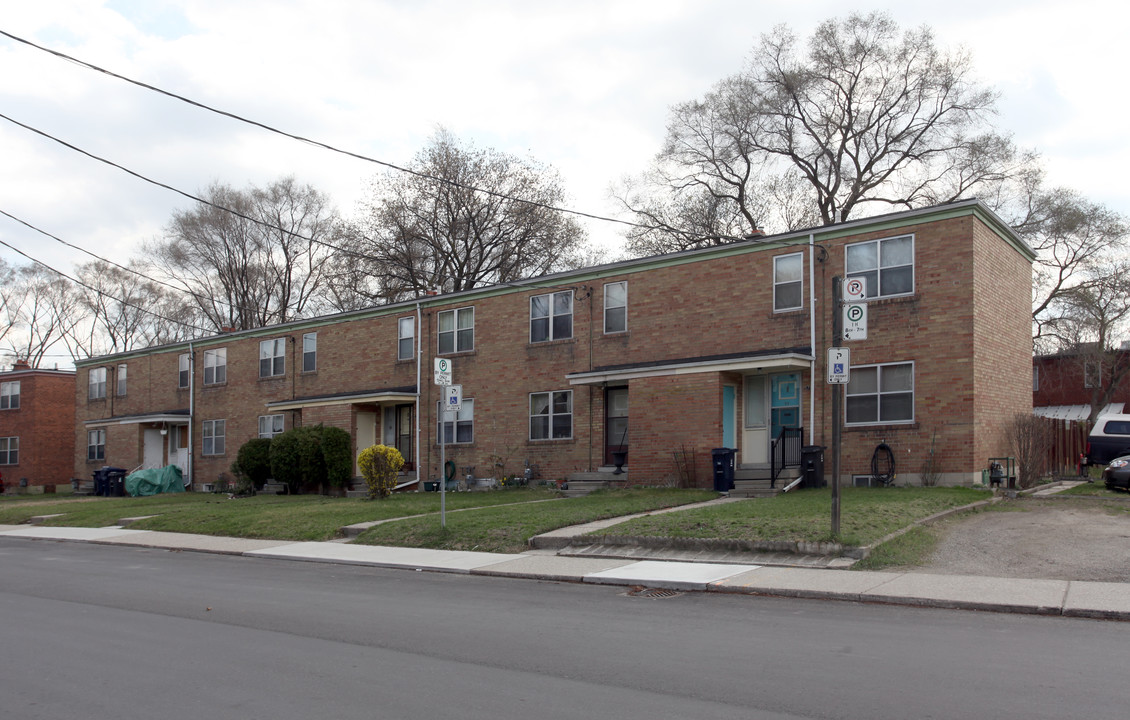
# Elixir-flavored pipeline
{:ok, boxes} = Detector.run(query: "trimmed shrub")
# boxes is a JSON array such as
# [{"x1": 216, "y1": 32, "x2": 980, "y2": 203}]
[
  {"x1": 232, "y1": 438, "x2": 272, "y2": 491},
  {"x1": 321, "y1": 426, "x2": 353, "y2": 489},
  {"x1": 270, "y1": 426, "x2": 325, "y2": 493},
  {"x1": 358, "y1": 445, "x2": 405, "y2": 499}
]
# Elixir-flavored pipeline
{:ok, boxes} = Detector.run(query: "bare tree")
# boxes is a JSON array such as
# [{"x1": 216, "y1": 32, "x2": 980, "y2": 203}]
[
  {"x1": 1044, "y1": 269, "x2": 1130, "y2": 425},
  {"x1": 0, "y1": 258, "x2": 16, "y2": 351},
  {"x1": 341, "y1": 130, "x2": 589, "y2": 304},
  {"x1": 4, "y1": 264, "x2": 82, "y2": 368},
  {"x1": 64, "y1": 261, "x2": 200, "y2": 358},
  {"x1": 619, "y1": 12, "x2": 1022, "y2": 254},
  {"x1": 147, "y1": 177, "x2": 341, "y2": 332}
]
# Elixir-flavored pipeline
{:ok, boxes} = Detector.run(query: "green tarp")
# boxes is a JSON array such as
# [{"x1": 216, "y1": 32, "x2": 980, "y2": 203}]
[{"x1": 125, "y1": 465, "x2": 186, "y2": 497}]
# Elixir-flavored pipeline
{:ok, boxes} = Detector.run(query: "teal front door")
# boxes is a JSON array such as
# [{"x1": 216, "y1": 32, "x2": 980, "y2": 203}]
[
  {"x1": 770, "y1": 373, "x2": 801, "y2": 439},
  {"x1": 722, "y1": 385, "x2": 736, "y2": 448}
]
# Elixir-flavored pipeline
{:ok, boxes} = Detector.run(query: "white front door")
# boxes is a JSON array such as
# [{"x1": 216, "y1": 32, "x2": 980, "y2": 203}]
[
  {"x1": 356, "y1": 411, "x2": 378, "y2": 475},
  {"x1": 143, "y1": 429, "x2": 164, "y2": 469},
  {"x1": 741, "y1": 375, "x2": 768, "y2": 464},
  {"x1": 169, "y1": 425, "x2": 189, "y2": 477}
]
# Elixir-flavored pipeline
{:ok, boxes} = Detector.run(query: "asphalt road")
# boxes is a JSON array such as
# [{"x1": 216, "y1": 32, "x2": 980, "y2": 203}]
[{"x1": 2, "y1": 538, "x2": 1128, "y2": 720}]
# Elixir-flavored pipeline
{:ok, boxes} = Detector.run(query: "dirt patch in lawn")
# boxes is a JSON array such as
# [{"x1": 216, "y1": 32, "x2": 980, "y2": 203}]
[{"x1": 911, "y1": 499, "x2": 1130, "y2": 582}]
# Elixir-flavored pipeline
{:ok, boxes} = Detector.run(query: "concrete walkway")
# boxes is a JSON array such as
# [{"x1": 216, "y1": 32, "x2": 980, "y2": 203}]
[{"x1": 3, "y1": 518, "x2": 1128, "y2": 621}]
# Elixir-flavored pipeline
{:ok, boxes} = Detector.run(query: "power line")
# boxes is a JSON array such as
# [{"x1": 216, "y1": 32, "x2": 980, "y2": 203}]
[
  {"x1": 0, "y1": 28, "x2": 697, "y2": 240},
  {"x1": 0, "y1": 235, "x2": 212, "y2": 336}
]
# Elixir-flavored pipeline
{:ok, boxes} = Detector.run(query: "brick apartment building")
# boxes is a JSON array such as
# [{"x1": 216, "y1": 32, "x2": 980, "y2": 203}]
[
  {"x1": 0, "y1": 361, "x2": 76, "y2": 491},
  {"x1": 1033, "y1": 349, "x2": 1130, "y2": 420},
  {"x1": 73, "y1": 199, "x2": 1034, "y2": 490}
]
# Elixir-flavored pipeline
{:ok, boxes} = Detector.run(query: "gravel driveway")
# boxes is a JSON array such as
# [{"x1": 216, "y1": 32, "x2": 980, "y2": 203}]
[{"x1": 910, "y1": 496, "x2": 1130, "y2": 582}]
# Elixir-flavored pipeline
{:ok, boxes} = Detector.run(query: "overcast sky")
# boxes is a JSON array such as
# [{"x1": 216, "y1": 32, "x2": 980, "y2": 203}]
[{"x1": 2, "y1": 0, "x2": 1127, "y2": 278}]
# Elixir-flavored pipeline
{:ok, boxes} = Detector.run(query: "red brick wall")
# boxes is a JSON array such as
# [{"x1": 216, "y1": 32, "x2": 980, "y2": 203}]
[
  {"x1": 72, "y1": 205, "x2": 1034, "y2": 489},
  {"x1": 0, "y1": 371, "x2": 75, "y2": 487}
]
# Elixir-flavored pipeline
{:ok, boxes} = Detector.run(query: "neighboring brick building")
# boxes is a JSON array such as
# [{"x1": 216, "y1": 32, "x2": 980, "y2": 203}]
[
  {"x1": 0, "y1": 361, "x2": 76, "y2": 491},
  {"x1": 1033, "y1": 349, "x2": 1130, "y2": 419},
  {"x1": 73, "y1": 199, "x2": 1034, "y2": 489}
]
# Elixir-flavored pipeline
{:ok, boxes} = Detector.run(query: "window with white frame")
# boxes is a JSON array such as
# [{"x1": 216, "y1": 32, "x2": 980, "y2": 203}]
[
  {"x1": 178, "y1": 353, "x2": 190, "y2": 389},
  {"x1": 773, "y1": 253, "x2": 803, "y2": 311},
  {"x1": 86, "y1": 429, "x2": 104, "y2": 462},
  {"x1": 845, "y1": 235, "x2": 914, "y2": 299},
  {"x1": 203, "y1": 348, "x2": 227, "y2": 385},
  {"x1": 202, "y1": 419, "x2": 226, "y2": 455},
  {"x1": 846, "y1": 362, "x2": 914, "y2": 425},
  {"x1": 437, "y1": 398, "x2": 474, "y2": 443},
  {"x1": 530, "y1": 391, "x2": 572, "y2": 440},
  {"x1": 116, "y1": 365, "x2": 127, "y2": 396},
  {"x1": 0, "y1": 436, "x2": 17, "y2": 465},
  {"x1": 0, "y1": 381, "x2": 19, "y2": 410},
  {"x1": 398, "y1": 317, "x2": 415, "y2": 361},
  {"x1": 530, "y1": 291, "x2": 573, "y2": 343},
  {"x1": 258, "y1": 414, "x2": 284, "y2": 439},
  {"x1": 438, "y1": 307, "x2": 474, "y2": 354},
  {"x1": 604, "y1": 282, "x2": 627, "y2": 333},
  {"x1": 1085, "y1": 361, "x2": 1101, "y2": 389},
  {"x1": 303, "y1": 333, "x2": 317, "y2": 373},
  {"x1": 259, "y1": 338, "x2": 286, "y2": 378},
  {"x1": 89, "y1": 367, "x2": 107, "y2": 400}
]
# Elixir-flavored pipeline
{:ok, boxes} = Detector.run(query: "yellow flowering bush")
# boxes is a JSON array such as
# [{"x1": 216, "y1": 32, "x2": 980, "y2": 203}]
[{"x1": 358, "y1": 444, "x2": 405, "y2": 499}]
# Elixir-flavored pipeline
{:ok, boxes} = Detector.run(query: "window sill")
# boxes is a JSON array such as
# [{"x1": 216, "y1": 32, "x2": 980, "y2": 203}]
[
  {"x1": 437, "y1": 349, "x2": 477, "y2": 358},
  {"x1": 527, "y1": 337, "x2": 576, "y2": 348},
  {"x1": 527, "y1": 437, "x2": 575, "y2": 444}
]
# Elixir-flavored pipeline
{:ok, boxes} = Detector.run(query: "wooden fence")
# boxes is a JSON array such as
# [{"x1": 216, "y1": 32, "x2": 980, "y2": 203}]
[{"x1": 1038, "y1": 415, "x2": 1089, "y2": 477}]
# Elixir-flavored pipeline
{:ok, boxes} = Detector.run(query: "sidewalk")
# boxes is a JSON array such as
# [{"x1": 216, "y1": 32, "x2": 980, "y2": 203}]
[{"x1": 3, "y1": 520, "x2": 1128, "y2": 621}]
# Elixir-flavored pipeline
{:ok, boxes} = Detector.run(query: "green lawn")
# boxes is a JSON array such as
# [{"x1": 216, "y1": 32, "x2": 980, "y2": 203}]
[
  {"x1": 0, "y1": 489, "x2": 565, "y2": 542},
  {"x1": 591, "y1": 486, "x2": 990, "y2": 547},
  {"x1": 353, "y1": 488, "x2": 717, "y2": 553}
]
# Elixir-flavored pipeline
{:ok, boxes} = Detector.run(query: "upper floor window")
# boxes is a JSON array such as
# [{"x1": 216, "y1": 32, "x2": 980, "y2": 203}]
[
  {"x1": 0, "y1": 436, "x2": 17, "y2": 465},
  {"x1": 1033, "y1": 365, "x2": 1039, "y2": 392},
  {"x1": 846, "y1": 235, "x2": 913, "y2": 299},
  {"x1": 202, "y1": 419, "x2": 226, "y2": 455},
  {"x1": 1085, "y1": 361, "x2": 1101, "y2": 389},
  {"x1": 89, "y1": 367, "x2": 107, "y2": 400},
  {"x1": 204, "y1": 348, "x2": 227, "y2": 385},
  {"x1": 438, "y1": 307, "x2": 474, "y2": 354},
  {"x1": 258, "y1": 414, "x2": 284, "y2": 439},
  {"x1": 398, "y1": 317, "x2": 415, "y2": 361},
  {"x1": 531, "y1": 291, "x2": 572, "y2": 343},
  {"x1": 260, "y1": 338, "x2": 286, "y2": 378},
  {"x1": 604, "y1": 282, "x2": 627, "y2": 334},
  {"x1": 437, "y1": 398, "x2": 474, "y2": 444},
  {"x1": 530, "y1": 390, "x2": 573, "y2": 440},
  {"x1": 846, "y1": 362, "x2": 914, "y2": 425},
  {"x1": 178, "y1": 353, "x2": 190, "y2": 389},
  {"x1": 302, "y1": 333, "x2": 317, "y2": 373},
  {"x1": 86, "y1": 429, "x2": 104, "y2": 462},
  {"x1": 0, "y1": 381, "x2": 20, "y2": 410},
  {"x1": 773, "y1": 253, "x2": 803, "y2": 311},
  {"x1": 116, "y1": 365, "x2": 127, "y2": 396}
]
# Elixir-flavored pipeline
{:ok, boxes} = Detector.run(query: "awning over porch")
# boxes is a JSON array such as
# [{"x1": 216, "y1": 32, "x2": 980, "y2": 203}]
[
  {"x1": 566, "y1": 348, "x2": 812, "y2": 386},
  {"x1": 84, "y1": 410, "x2": 190, "y2": 427},
  {"x1": 266, "y1": 385, "x2": 418, "y2": 411}
]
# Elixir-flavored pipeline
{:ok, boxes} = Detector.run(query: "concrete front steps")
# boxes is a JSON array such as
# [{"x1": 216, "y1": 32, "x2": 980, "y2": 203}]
[
  {"x1": 727, "y1": 465, "x2": 800, "y2": 498},
  {"x1": 563, "y1": 468, "x2": 628, "y2": 497}
]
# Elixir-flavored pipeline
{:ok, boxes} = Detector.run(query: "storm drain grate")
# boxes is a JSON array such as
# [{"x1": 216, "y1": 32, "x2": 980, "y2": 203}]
[{"x1": 625, "y1": 587, "x2": 681, "y2": 599}]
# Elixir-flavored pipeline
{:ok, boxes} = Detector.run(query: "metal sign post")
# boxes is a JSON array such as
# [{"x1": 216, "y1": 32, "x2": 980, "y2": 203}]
[
  {"x1": 434, "y1": 360, "x2": 453, "y2": 527},
  {"x1": 830, "y1": 276, "x2": 844, "y2": 537}
]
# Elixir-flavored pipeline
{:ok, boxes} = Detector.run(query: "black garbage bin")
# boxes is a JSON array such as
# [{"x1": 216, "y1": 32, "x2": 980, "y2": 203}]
[
  {"x1": 92, "y1": 468, "x2": 108, "y2": 497},
  {"x1": 711, "y1": 448, "x2": 735, "y2": 492},
  {"x1": 801, "y1": 446, "x2": 825, "y2": 488},
  {"x1": 100, "y1": 467, "x2": 127, "y2": 497}
]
